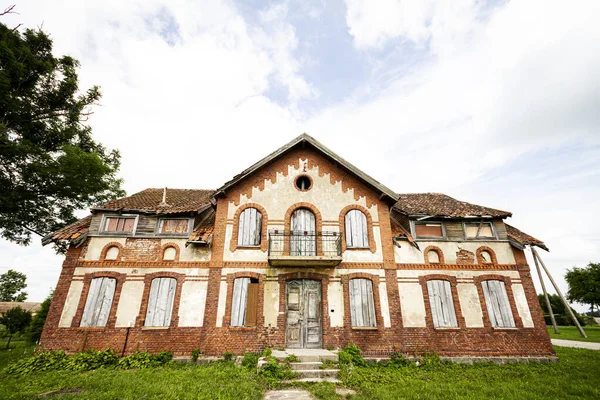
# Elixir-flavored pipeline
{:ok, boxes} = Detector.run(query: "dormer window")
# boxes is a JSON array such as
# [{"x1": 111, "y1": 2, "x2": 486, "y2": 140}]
[
  {"x1": 464, "y1": 222, "x2": 496, "y2": 239},
  {"x1": 414, "y1": 222, "x2": 445, "y2": 239},
  {"x1": 158, "y1": 218, "x2": 191, "y2": 235},
  {"x1": 102, "y1": 216, "x2": 136, "y2": 233}
]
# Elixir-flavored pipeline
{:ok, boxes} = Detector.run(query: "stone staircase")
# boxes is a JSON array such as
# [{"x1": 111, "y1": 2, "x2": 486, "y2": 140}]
[{"x1": 272, "y1": 349, "x2": 340, "y2": 383}]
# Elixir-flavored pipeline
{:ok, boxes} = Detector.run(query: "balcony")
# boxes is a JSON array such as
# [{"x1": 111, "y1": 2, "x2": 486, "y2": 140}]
[{"x1": 268, "y1": 230, "x2": 342, "y2": 267}]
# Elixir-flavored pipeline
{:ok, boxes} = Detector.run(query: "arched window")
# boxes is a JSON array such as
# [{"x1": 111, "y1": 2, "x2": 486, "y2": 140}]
[
  {"x1": 426, "y1": 280, "x2": 458, "y2": 328},
  {"x1": 105, "y1": 246, "x2": 120, "y2": 260},
  {"x1": 145, "y1": 278, "x2": 177, "y2": 327},
  {"x1": 237, "y1": 208, "x2": 263, "y2": 246},
  {"x1": 81, "y1": 277, "x2": 116, "y2": 327},
  {"x1": 427, "y1": 250, "x2": 440, "y2": 263},
  {"x1": 163, "y1": 246, "x2": 177, "y2": 261},
  {"x1": 344, "y1": 209, "x2": 368, "y2": 248},
  {"x1": 481, "y1": 280, "x2": 515, "y2": 328},
  {"x1": 290, "y1": 208, "x2": 316, "y2": 256},
  {"x1": 349, "y1": 278, "x2": 377, "y2": 327},
  {"x1": 231, "y1": 277, "x2": 259, "y2": 327},
  {"x1": 480, "y1": 250, "x2": 492, "y2": 263}
]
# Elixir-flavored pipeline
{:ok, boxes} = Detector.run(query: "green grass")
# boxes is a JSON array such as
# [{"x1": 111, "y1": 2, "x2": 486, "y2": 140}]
[
  {"x1": 0, "y1": 339, "x2": 36, "y2": 369},
  {"x1": 1, "y1": 346, "x2": 599, "y2": 399},
  {"x1": 547, "y1": 325, "x2": 600, "y2": 342}
]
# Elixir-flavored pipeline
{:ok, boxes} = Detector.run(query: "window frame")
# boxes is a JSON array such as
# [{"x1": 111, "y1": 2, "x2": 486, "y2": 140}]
[
  {"x1": 348, "y1": 278, "x2": 377, "y2": 328},
  {"x1": 80, "y1": 277, "x2": 117, "y2": 328},
  {"x1": 426, "y1": 279, "x2": 459, "y2": 328},
  {"x1": 99, "y1": 214, "x2": 139, "y2": 235},
  {"x1": 344, "y1": 209, "x2": 369, "y2": 249},
  {"x1": 411, "y1": 220, "x2": 447, "y2": 240},
  {"x1": 156, "y1": 217, "x2": 193, "y2": 237},
  {"x1": 481, "y1": 279, "x2": 516, "y2": 328},
  {"x1": 230, "y1": 277, "x2": 259, "y2": 328},
  {"x1": 236, "y1": 208, "x2": 263, "y2": 247},
  {"x1": 462, "y1": 221, "x2": 498, "y2": 240},
  {"x1": 144, "y1": 277, "x2": 178, "y2": 327}
]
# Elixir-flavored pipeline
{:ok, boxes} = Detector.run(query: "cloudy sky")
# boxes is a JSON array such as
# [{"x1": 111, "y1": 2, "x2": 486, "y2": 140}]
[{"x1": 1, "y1": 0, "x2": 599, "y2": 312}]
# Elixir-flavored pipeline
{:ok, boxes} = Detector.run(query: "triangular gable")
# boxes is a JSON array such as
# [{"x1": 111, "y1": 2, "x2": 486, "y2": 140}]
[{"x1": 215, "y1": 133, "x2": 399, "y2": 203}]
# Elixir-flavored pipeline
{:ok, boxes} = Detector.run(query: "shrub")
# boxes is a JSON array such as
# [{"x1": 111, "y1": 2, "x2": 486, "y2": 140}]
[
  {"x1": 5, "y1": 350, "x2": 67, "y2": 375},
  {"x1": 283, "y1": 354, "x2": 298, "y2": 363},
  {"x1": 241, "y1": 352, "x2": 259, "y2": 368},
  {"x1": 191, "y1": 348, "x2": 200, "y2": 362},
  {"x1": 389, "y1": 352, "x2": 412, "y2": 367},
  {"x1": 116, "y1": 351, "x2": 173, "y2": 369},
  {"x1": 338, "y1": 343, "x2": 367, "y2": 367},
  {"x1": 261, "y1": 348, "x2": 272, "y2": 357},
  {"x1": 223, "y1": 351, "x2": 234, "y2": 361},
  {"x1": 64, "y1": 349, "x2": 119, "y2": 371},
  {"x1": 259, "y1": 357, "x2": 295, "y2": 385}
]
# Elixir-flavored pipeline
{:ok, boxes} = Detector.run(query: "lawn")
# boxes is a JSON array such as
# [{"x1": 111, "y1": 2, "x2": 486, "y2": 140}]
[
  {"x1": 0, "y1": 345, "x2": 599, "y2": 399},
  {"x1": 547, "y1": 325, "x2": 600, "y2": 342}
]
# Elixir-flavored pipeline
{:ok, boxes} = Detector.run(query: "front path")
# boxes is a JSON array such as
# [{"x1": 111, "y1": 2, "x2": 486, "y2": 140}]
[
  {"x1": 552, "y1": 339, "x2": 600, "y2": 350},
  {"x1": 264, "y1": 389, "x2": 313, "y2": 399}
]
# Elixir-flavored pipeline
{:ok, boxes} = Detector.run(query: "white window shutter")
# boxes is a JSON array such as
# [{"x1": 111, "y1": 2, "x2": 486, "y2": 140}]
[
  {"x1": 482, "y1": 280, "x2": 515, "y2": 328},
  {"x1": 349, "y1": 278, "x2": 376, "y2": 327},
  {"x1": 427, "y1": 280, "x2": 458, "y2": 328},
  {"x1": 238, "y1": 208, "x2": 262, "y2": 246},
  {"x1": 231, "y1": 278, "x2": 250, "y2": 326},
  {"x1": 345, "y1": 210, "x2": 368, "y2": 248},
  {"x1": 81, "y1": 277, "x2": 116, "y2": 327},
  {"x1": 290, "y1": 209, "x2": 316, "y2": 256},
  {"x1": 145, "y1": 278, "x2": 177, "y2": 327}
]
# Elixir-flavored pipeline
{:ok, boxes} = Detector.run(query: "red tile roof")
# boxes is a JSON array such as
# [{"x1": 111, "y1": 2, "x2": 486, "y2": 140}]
[
  {"x1": 95, "y1": 188, "x2": 215, "y2": 214},
  {"x1": 506, "y1": 223, "x2": 547, "y2": 250},
  {"x1": 394, "y1": 193, "x2": 512, "y2": 218},
  {"x1": 41, "y1": 215, "x2": 92, "y2": 246}
]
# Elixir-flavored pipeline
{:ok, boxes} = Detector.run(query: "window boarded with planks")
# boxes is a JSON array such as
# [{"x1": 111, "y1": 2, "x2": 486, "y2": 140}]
[
  {"x1": 145, "y1": 278, "x2": 177, "y2": 327},
  {"x1": 80, "y1": 277, "x2": 116, "y2": 327},
  {"x1": 103, "y1": 216, "x2": 135, "y2": 233},
  {"x1": 290, "y1": 208, "x2": 316, "y2": 256},
  {"x1": 349, "y1": 278, "x2": 377, "y2": 327},
  {"x1": 481, "y1": 280, "x2": 515, "y2": 328},
  {"x1": 231, "y1": 277, "x2": 259, "y2": 327},
  {"x1": 237, "y1": 208, "x2": 262, "y2": 246},
  {"x1": 345, "y1": 209, "x2": 368, "y2": 248},
  {"x1": 426, "y1": 280, "x2": 458, "y2": 328},
  {"x1": 415, "y1": 222, "x2": 444, "y2": 238}
]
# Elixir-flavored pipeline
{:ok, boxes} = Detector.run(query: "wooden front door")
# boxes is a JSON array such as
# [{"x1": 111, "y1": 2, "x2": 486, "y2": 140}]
[{"x1": 285, "y1": 280, "x2": 322, "y2": 349}]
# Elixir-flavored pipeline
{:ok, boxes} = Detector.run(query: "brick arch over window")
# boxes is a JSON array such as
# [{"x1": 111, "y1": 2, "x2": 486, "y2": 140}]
[
  {"x1": 341, "y1": 272, "x2": 384, "y2": 330},
  {"x1": 283, "y1": 202, "x2": 323, "y2": 256},
  {"x1": 160, "y1": 242, "x2": 181, "y2": 262},
  {"x1": 339, "y1": 205, "x2": 376, "y2": 253},
  {"x1": 99, "y1": 242, "x2": 124, "y2": 261},
  {"x1": 135, "y1": 271, "x2": 185, "y2": 328},
  {"x1": 230, "y1": 203, "x2": 269, "y2": 252},
  {"x1": 423, "y1": 245, "x2": 445, "y2": 264},
  {"x1": 418, "y1": 274, "x2": 466, "y2": 329},
  {"x1": 476, "y1": 246, "x2": 498, "y2": 265},
  {"x1": 223, "y1": 271, "x2": 265, "y2": 328},
  {"x1": 72, "y1": 271, "x2": 126, "y2": 328},
  {"x1": 473, "y1": 274, "x2": 523, "y2": 329}
]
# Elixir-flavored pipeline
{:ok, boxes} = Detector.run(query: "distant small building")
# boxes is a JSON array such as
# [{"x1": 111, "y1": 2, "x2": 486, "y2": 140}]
[{"x1": 0, "y1": 302, "x2": 42, "y2": 316}]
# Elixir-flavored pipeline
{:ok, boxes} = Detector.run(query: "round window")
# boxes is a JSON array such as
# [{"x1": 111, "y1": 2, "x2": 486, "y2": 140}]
[{"x1": 295, "y1": 176, "x2": 312, "y2": 191}]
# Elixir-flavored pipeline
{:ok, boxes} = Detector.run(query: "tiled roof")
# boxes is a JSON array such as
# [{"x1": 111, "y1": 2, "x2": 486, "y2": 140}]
[
  {"x1": 0, "y1": 302, "x2": 42, "y2": 314},
  {"x1": 506, "y1": 223, "x2": 547, "y2": 250},
  {"x1": 394, "y1": 193, "x2": 512, "y2": 218},
  {"x1": 189, "y1": 212, "x2": 215, "y2": 242},
  {"x1": 94, "y1": 188, "x2": 215, "y2": 214},
  {"x1": 41, "y1": 215, "x2": 92, "y2": 246}
]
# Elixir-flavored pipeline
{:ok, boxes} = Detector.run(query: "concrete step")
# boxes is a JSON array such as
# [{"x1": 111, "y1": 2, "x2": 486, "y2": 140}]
[
  {"x1": 292, "y1": 377, "x2": 341, "y2": 384},
  {"x1": 289, "y1": 362, "x2": 323, "y2": 370},
  {"x1": 294, "y1": 369, "x2": 340, "y2": 379},
  {"x1": 272, "y1": 349, "x2": 339, "y2": 363}
]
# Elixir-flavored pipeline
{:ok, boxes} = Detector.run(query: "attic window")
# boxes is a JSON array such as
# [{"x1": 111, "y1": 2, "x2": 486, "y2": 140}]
[
  {"x1": 414, "y1": 222, "x2": 444, "y2": 238},
  {"x1": 295, "y1": 175, "x2": 312, "y2": 191},
  {"x1": 159, "y1": 219, "x2": 190, "y2": 235},
  {"x1": 465, "y1": 222, "x2": 496, "y2": 239},
  {"x1": 102, "y1": 216, "x2": 136, "y2": 233}
]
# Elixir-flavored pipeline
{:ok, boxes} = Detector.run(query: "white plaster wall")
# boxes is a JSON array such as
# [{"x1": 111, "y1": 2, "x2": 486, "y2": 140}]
[
  {"x1": 160, "y1": 239, "x2": 210, "y2": 262},
  {"x1": 335, "y1": 269, "x2": 385, "y2": 277},
  {"x1": 397, "y1": 270, "x2": 521, "y2": 279},
  {"x1": 398, "y1": 282, "x2": 427, "y2": 327},
  {"x1": 178, "y1": 281, "x2": 208, "y2": 327},
  {"x1": 84, "y1": 237, "x2": 127, "y2": 260},
  {"x1": 223, "y1": 159, "x2": 383, "y2": 262},
  {"x1": 379, "y1": 281, "x2": 391, "y2": 327},
  {"x1": 456, "y1": 284, "x2": 484, "y2": 328},
  {"x1": 115, "y1": 281, "x2": 144, "y2": 327},
  {"x1": 74, "y1": 267, "x2": 210, "y2": 276},
  {"x1": 263, "y1": 281, "x2": 280, "y2": 327},
  {"x1": 328, "y1": 281, "x2": 344, "y2": 327},
  {"x1": 394, "y1": 241, "x2": 516, "y2": 264},
  {"x1": 216, "y1": 281, "x2": 228, "y2": 327},
  {"x1": 59, "y1": 281, "x2": 84, "y2": 327},
  {"x1": 512, "y1": 284, "x2": 534, "y2": 328}
]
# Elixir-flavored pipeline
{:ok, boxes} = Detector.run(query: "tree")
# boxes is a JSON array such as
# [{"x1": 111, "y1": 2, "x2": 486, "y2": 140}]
[
  {"x1": 27, "y1": 290, "x2": 52, "y2": 343},
  {"x1": 0, "y1": 306, "x2": 32, "y2": 348},
  {"x1": 0, "y1": 18, "x2": 124, "y2": 251},
  {"x1": 565, "y1": 262, "x2": 600, "y2": 316},
  {"x1": 537, "y1": 293, "x2": 585, "y2": 326},
  {"x1": 0, "y1": 269, "x2": 27, "y2": 301}
]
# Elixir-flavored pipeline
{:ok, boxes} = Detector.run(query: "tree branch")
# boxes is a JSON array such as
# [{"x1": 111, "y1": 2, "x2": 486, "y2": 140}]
[
  {"x1": 0, "y1": 5, "x2": 17, "y2": 17},
  {"x1": 20, "y1": 224, "x2": 46, "y2": 237}
]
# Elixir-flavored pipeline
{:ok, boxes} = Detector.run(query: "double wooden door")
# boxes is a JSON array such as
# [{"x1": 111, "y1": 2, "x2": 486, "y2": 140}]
[{"x1": 285, "y1": 280, "x2": 322, "y2": 349}]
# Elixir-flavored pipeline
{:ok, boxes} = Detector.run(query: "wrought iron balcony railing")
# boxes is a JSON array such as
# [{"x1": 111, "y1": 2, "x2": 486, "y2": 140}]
[{"x1": 268, "y1": 230, "x2": 342, "y2": 266}]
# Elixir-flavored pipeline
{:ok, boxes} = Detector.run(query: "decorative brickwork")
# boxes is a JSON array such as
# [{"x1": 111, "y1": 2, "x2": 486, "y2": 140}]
[
  {"x1": 476, "y1": 246, "x2": 498, "y2": 265},
  {"x1": 229, "y1": 203, "x2": 269, "y2": 252},
  {"x1": 99, "y1": 242, "x2": 124, "y2": 261},
  {"x1": 456, "y1": 249, "x2": 475, "y2": 264},
  {"x1": 160, "y1": 242, "x2": 181, "y2": 262},
  {"x1": 339, "y1": 204, "x2": 376, "y2": 253},
  {"x1": 423, "y1": 245, "x2": 445, "y2": 264},
  {"x1": 283, "y1": 202, "x2": 324, "y2": 256}
]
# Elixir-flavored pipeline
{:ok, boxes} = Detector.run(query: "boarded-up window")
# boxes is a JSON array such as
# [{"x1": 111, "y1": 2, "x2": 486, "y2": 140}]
[
  {"x1": 427, "y1": 250, "x2": 440, "y2": 263},
  {"x1": 426, "y1": 280, "x2": 458, "y2": 328},
  {"x1": 345, "y1": 210, "x2": 369, "y2": 248},
  {"x1": 160, "y1": 219, "x2": 190, "y2": 234},
  {"x1": 237, "y1": 208, "x2": 262, "y2": 246},
  {"x1": 231, "y1": 277, "x2": 259, "y2": 327},
  {"x1": 80, "y1": 277, "x2": 116, "y2": 327},
  {"x1": 103, "y1": 217, "x2": 135, "y2": 233},
  {"x1": 163, "y1": 246, "x2": 177, "y2": 261},
  {"x1": 105, "y1": 246, "x2": 120, "y2": 260},
  {"x1": 465, "y1": 222, "x2": 495, "y2": 239},
  {"x1": 349, "y1": 278, "x2": 377, "y2": 327},
  {"x1": 481, "y1": 280, "x2": 515, "y2": 328},
  {"x1": 415, "y1": 223, "x2": 444, "y2": 238},
  {"x1": 145, "y1": 278, "x2": 177, "y2": 327},
  {"x1": 290, "y1": 208, "x2": 316, "y2": 256},
  {"x1": 480, "y1": 250, "x2": 492, "y2": 263}
]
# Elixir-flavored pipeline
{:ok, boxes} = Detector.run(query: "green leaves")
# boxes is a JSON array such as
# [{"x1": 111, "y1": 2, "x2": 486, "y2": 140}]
[
  {"x1": 0, "y1": 22, "x2": 124, "y2": 250},
  {"x1": 0, "y1": 269, "x2": 27, "y2": 302},
  {"x1": 565, "y1": 262, "x2": 600, "y2": 314}
]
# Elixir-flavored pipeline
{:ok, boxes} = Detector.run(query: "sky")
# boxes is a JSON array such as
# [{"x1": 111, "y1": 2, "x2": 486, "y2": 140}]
[{"x1": 1, "y1": 0, "x2": 599, "y2": 313}]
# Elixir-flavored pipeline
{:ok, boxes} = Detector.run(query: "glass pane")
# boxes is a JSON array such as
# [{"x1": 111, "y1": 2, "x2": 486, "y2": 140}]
[
  {"x1": 415, "y1": 224, "x2": 443, "y2": 237},
  {"x1": 105, "y1": 218, "x2": 118, "y2": 231}
]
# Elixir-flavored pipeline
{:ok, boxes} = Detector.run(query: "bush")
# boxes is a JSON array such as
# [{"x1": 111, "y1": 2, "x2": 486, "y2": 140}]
[
  {"x1": 258, "y1": 357, "x2": 295, "y2": 385},
  {"x1": 223, "y1": 351, "x2": 233, "y2": 361},
  {"x1": 241, "y1": 352, "x2": 259, "y2": 368},
  {"x1": 27, "y1": 291, "x2": 52, "y2": 343},
  {"x1": 5, "y1": 350, "x2": 67, "y2": 375},
  {"x1": 338, "y1": 343, "x2": 367, "y2": 367},
  {"x1": 283, "y1": 354, "x2": 298, "y2": 363},
  {"x1": 117, "y1": 351, "x2": 173, "y2": 369},
  {"x1": 388, "y1": 352, "x2": 412, "y2": 367},
  {"x1": 261, "y1": 348, "x2": 272, "y2": 357},
  {"x1": 191, "y1": 348, "x2": 200, "y2": 362},
  {"x1": 64, "y1": 349, "x2": 119, "y2": 371}
]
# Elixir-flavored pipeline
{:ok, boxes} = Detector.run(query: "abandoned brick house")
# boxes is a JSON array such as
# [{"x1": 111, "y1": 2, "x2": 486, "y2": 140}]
[{"x1": 41, "y1": 134, "x2": 554, "y2": 358}]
